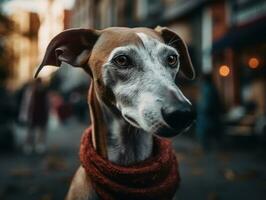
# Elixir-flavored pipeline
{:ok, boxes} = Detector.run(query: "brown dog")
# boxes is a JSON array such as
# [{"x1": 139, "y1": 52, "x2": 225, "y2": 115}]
[{"x1": 36, "y1": 27, "x2": 195, "y2": 200}]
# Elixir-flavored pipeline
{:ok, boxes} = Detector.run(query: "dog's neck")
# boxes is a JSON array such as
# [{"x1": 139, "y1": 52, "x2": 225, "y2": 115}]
[
  {"x1": 101, "y1": 102, "x2": 153, "y2": 166},
  {"x1": 89, "y1": 83, "x2": 153, "y2": 166}
]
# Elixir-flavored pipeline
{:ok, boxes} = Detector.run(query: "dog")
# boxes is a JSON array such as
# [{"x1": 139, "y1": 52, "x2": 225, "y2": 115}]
[{"x1": 35, "y1": 26, "x2": 196, "y2": 200}]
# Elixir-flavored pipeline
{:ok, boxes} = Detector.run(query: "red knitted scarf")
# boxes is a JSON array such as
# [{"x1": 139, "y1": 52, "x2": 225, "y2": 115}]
[{"x1": 80, "y1": 128, "x2": 180, "y2": 200}]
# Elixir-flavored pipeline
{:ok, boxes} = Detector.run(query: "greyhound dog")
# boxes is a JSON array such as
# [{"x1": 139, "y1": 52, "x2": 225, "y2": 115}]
[{"x1": 35, "y1": 26, "x2": 195, "y2": 200}]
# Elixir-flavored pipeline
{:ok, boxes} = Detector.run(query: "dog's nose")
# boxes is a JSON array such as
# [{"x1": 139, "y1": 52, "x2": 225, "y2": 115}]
[{"x1": 161, "y1": 103, "x2": 196, "y2": 131}]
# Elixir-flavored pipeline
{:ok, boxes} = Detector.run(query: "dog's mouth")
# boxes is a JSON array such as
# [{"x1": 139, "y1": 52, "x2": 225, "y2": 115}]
[
  {"x1": 153, "y1": 121, "x2": 195, "y2": 138},
  {"x1": 123, "y1": 114, "x2": 141, "y2": 128},
  {"x1": 122, "y1": 111, "x2": 195, "y2": 137}
]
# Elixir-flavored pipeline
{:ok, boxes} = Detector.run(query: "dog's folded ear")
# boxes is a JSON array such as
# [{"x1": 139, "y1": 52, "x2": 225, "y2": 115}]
[
  {"x1": 155, "y1": 26, "x2": 196, "y2": 80},
  {"x1": 34, "y1": 28, "x2": 100, "y2": 78}
]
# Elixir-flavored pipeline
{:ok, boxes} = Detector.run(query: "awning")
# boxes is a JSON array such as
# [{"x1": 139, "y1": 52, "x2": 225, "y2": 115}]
[{"x1": 212, "y1": 17, "x2": 266, "y2": 53}]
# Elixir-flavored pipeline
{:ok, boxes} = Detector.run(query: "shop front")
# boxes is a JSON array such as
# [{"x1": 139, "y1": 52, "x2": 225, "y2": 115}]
[{"x1": 212, "y1": 0, "x2": 266, "y2": 136}]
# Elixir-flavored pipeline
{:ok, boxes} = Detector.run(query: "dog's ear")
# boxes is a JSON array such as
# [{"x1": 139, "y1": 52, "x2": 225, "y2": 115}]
[
  {"x1": 155, "y1": 26, "x2": 195, "y2": 80},
  {"x1": 34, "y1": 28, "x2": 100, "y2": 78}
]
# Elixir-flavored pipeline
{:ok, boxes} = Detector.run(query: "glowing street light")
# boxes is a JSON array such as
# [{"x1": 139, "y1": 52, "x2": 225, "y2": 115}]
[
  {"x1": 219, "y1": 65, "x2": 230, "y2": 77},
  {"x1": 248, "y1": 57, "x2": 259, "y2": 69}
]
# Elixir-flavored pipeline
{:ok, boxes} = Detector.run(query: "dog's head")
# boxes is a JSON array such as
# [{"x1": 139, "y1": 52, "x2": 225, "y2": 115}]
[{"x1": 36, "y1": 27, "x2": 196, "y2": 137}]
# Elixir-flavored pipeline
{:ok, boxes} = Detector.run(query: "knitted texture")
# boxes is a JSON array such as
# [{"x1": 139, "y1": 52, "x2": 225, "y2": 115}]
[{"x1": 80, "y1": 127, "x2": 180, "y2": 200}]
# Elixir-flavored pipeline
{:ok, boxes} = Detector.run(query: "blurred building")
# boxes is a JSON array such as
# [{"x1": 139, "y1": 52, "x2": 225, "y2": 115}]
[
  {"x1": 211, "y1": 0, "x2": 266, "y2": 136},
  {"x1": 5, "y1": 0, "x2": 72, "y2": 88},
  {"x1": 71, "y1": 0, "x2": 125, "y2": 28},
  {"x1": 8, "y1": 10, "x2": 40, "y2": 88},
  {"x1": 37, "y1": 0, "x2": 71, "y2": 77},
  {"x1": 71, "y1": 0, "x2": 95, "y2": 28},
  {"x1": 38, "y1": 0, "x2": 71, "y2": 61},
  {"x1": 0, "y1": 9, "x2": 14, "y2": 85},
  {"x1": 212, "y1": 0, "x2": 266, "y2": 111}
]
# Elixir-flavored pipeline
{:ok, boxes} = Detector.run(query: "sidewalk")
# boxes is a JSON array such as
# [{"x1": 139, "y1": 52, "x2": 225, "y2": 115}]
[
  {"x1": 173, "y1": 135, "x2": 266, "y2": 200},
  {"x1": 0, "y1": 116, "x2": 86, "y2": 200}
]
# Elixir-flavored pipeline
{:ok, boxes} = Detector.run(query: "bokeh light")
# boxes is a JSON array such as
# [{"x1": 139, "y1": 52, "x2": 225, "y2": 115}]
[
  {"x1": 248, "y1": 57, "x2": 259, "y2": 69},
  {"x1": 219, "y1": 65, "x2": 230, "y2": 77}
]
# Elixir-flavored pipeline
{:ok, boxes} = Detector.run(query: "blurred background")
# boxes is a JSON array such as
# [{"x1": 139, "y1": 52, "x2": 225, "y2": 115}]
[{"x1": 0, "y1": 0, "x2": 265, "y2": 199}]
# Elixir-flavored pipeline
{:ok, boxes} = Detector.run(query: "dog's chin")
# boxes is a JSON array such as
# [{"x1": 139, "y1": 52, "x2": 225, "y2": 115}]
[
  {"x1": 153, "y1": 126, "x2": 182, "y2": 138},
  {"x1": 153, "y1": 123, "x2": 194, "y2": 138}
]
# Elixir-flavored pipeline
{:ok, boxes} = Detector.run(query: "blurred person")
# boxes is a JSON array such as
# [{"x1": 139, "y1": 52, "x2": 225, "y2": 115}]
[
  {"x1": 245, "y1": 75, "x2": 266, "y2": 142},
  {"x1": 196, "y1": 73, "x2": 222, "y2": 151},
  {"x1": 69, "y1": 88, "x2": 89, "y2": 123},
  {"x1": 22, "y1": 78, "x2": 49, "y2": 154},
  {"x1": 57, "y1": 97, "x2": 72, "y2": 124},
  {"x1": 17, "y1": 82, "x2": 32, "y2": 126},
  {"x1": 0, "y1": 68, "x2": 15, "y2": 152}
]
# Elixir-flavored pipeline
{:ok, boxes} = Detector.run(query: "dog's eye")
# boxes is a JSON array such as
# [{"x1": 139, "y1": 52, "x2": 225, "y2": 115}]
[
  {"x1": 113, "y1": 55, "x2": 131, "y2": 67},
  {"x1": 167, "y1": 55, "x2": 178, "y2": 67}
]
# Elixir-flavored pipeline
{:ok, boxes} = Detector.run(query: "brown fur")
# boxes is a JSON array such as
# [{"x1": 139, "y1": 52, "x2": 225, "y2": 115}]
[{"x1": 66, "y1": 167, "x2": 92, "y2": 200}]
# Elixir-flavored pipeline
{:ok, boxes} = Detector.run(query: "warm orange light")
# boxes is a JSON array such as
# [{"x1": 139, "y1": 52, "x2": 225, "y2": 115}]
[
  {"x1": 248, "y1": 57, "x2": 259, "y2": 69},
  {"x1": 219, "y1": 65, "x2": 230, "y2": 77}
]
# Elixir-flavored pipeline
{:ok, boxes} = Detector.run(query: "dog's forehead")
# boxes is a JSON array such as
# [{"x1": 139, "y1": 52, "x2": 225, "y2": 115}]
[{"x1": 90, "y1": 28, "x2": 163, "y2": 61}]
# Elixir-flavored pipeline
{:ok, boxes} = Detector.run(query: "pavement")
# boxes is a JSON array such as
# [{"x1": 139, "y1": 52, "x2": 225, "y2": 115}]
[
  {"x1": 0, "y1": 115, "x2": 86, "y2": 200},
  {"x1": 0, "y1": 116, "x2": 265, "y2": 200},
  {"x1": 172, "y1": 135, "x2": 266, "y2": 200}
]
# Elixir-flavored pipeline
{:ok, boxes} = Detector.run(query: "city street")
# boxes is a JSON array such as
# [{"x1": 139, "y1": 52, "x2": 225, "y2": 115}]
[
  {"x1": 0, "y1": 116, "x2": 265, "y2": 200},
  {"x1": 0, "y1": 116, "x2": 86, "y2": 200},
  {"x1": 173, "y1": 135, "x2": 266, "y2": 200},
  {"x1": 0, "y1": 0, "x2": 265, "y2": 200}
]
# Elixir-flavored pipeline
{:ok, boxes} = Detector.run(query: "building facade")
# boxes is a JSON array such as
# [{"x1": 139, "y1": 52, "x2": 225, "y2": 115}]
[
  {"x1": 38, "y1": 0, "x2": 71, "y2": 69},
  {"x1": 5, "y1": 0, "x2": 72, "y2": 87},
  {"x1": 212, "y1": 0, "x2": 266, "y2": 114},
  {"x1": 8, "y1": 10, "x2": 40, "y2": 88}
]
